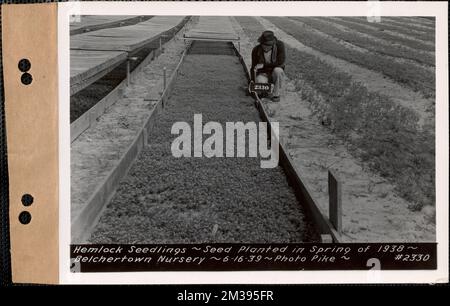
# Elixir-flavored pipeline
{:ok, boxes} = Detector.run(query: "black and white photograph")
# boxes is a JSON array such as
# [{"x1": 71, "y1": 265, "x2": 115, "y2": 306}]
[
  {"x1": 1, "y1": 0, "x2": 449, "y2": 289},
  {"x1": 66, "y1": 4, "x2": 442, "y2": 278}
]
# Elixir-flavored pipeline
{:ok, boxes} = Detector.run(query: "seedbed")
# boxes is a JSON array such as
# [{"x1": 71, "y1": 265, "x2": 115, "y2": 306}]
[{"x1": 89, "y1": 43, "x2": 319, "y2": 243}]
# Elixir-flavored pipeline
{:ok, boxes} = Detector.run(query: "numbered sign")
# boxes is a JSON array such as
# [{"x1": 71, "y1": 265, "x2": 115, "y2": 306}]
[{"x1": 248, "y1": 81, "x2": 274, "y2": 94}]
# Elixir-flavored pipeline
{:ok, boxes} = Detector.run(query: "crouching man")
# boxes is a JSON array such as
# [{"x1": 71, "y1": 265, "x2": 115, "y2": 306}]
[{"x1": 251, "y1": 30, "x2": 286, "y2": 102}]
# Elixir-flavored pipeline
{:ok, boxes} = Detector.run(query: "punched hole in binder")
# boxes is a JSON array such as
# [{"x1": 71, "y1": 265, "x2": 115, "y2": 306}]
[
  {"x1": 18, "y1": 211, "x2": 32, "y2": 224},
  {"x1": 21, "y1": 73, "x2": 33, "y2": 85},
  {"x1": 18, "y1": 58, "x2": 31, "y2": 72},
  {"x1": 21, "y1": 194, "x2": 34, "y2": 206}
]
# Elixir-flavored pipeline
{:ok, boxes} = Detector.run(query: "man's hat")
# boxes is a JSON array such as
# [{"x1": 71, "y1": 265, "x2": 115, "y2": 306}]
[{"x1": 258, "y1": 30, "x2": 276, "y2": 46}]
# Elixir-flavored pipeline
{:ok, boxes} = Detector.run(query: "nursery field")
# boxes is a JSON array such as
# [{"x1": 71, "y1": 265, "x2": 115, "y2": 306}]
[
  {"x1": 235, "y1": 16, "x2": 435, "y2": 212},
  {"x1": 88, "y1": 44, "x2": 319, "y2": 243}
]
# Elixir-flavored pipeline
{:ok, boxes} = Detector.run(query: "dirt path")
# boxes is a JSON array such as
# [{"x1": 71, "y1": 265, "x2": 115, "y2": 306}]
[
  {"x1": 231, "y1": 17, "x2": 435, "y2": 242},
  {"x1": 256, "y1": 16, "x2": 435, "y2": 127},
  {"x1": 89, "y1": 45, "x2": 318, "y2": 243}
]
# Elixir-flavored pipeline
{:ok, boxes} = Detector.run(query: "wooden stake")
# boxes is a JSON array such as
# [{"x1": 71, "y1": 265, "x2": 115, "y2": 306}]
[
  {"x1": 328, "y1": 169, "x2": 342, "y2": 233},
  {"x1": 163, "y1": 67, "x2": 167, "y2": 90},
  {"x1": 126, "y1": 59, "x2": 131, "y2": 87}
]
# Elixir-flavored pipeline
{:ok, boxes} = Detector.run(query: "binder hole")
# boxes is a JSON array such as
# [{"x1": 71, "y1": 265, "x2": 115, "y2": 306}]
[
  {"x1": 21, "y1": 194, "x2": 34, "y2": 206},
  {"x1": 18, "y1": 59, "x2": 31, "y2": 72},
  {"x1": 19, "y1": 211, "x2": 32, "y2": 224},
  {"x1": 21, "y1": 73, "x2": 33, "y2": 85}
]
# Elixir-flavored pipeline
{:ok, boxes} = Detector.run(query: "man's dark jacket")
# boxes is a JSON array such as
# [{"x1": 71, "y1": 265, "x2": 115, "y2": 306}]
[{"x1": 251, "y1": 40, "x2": 286, "y2": 81}]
